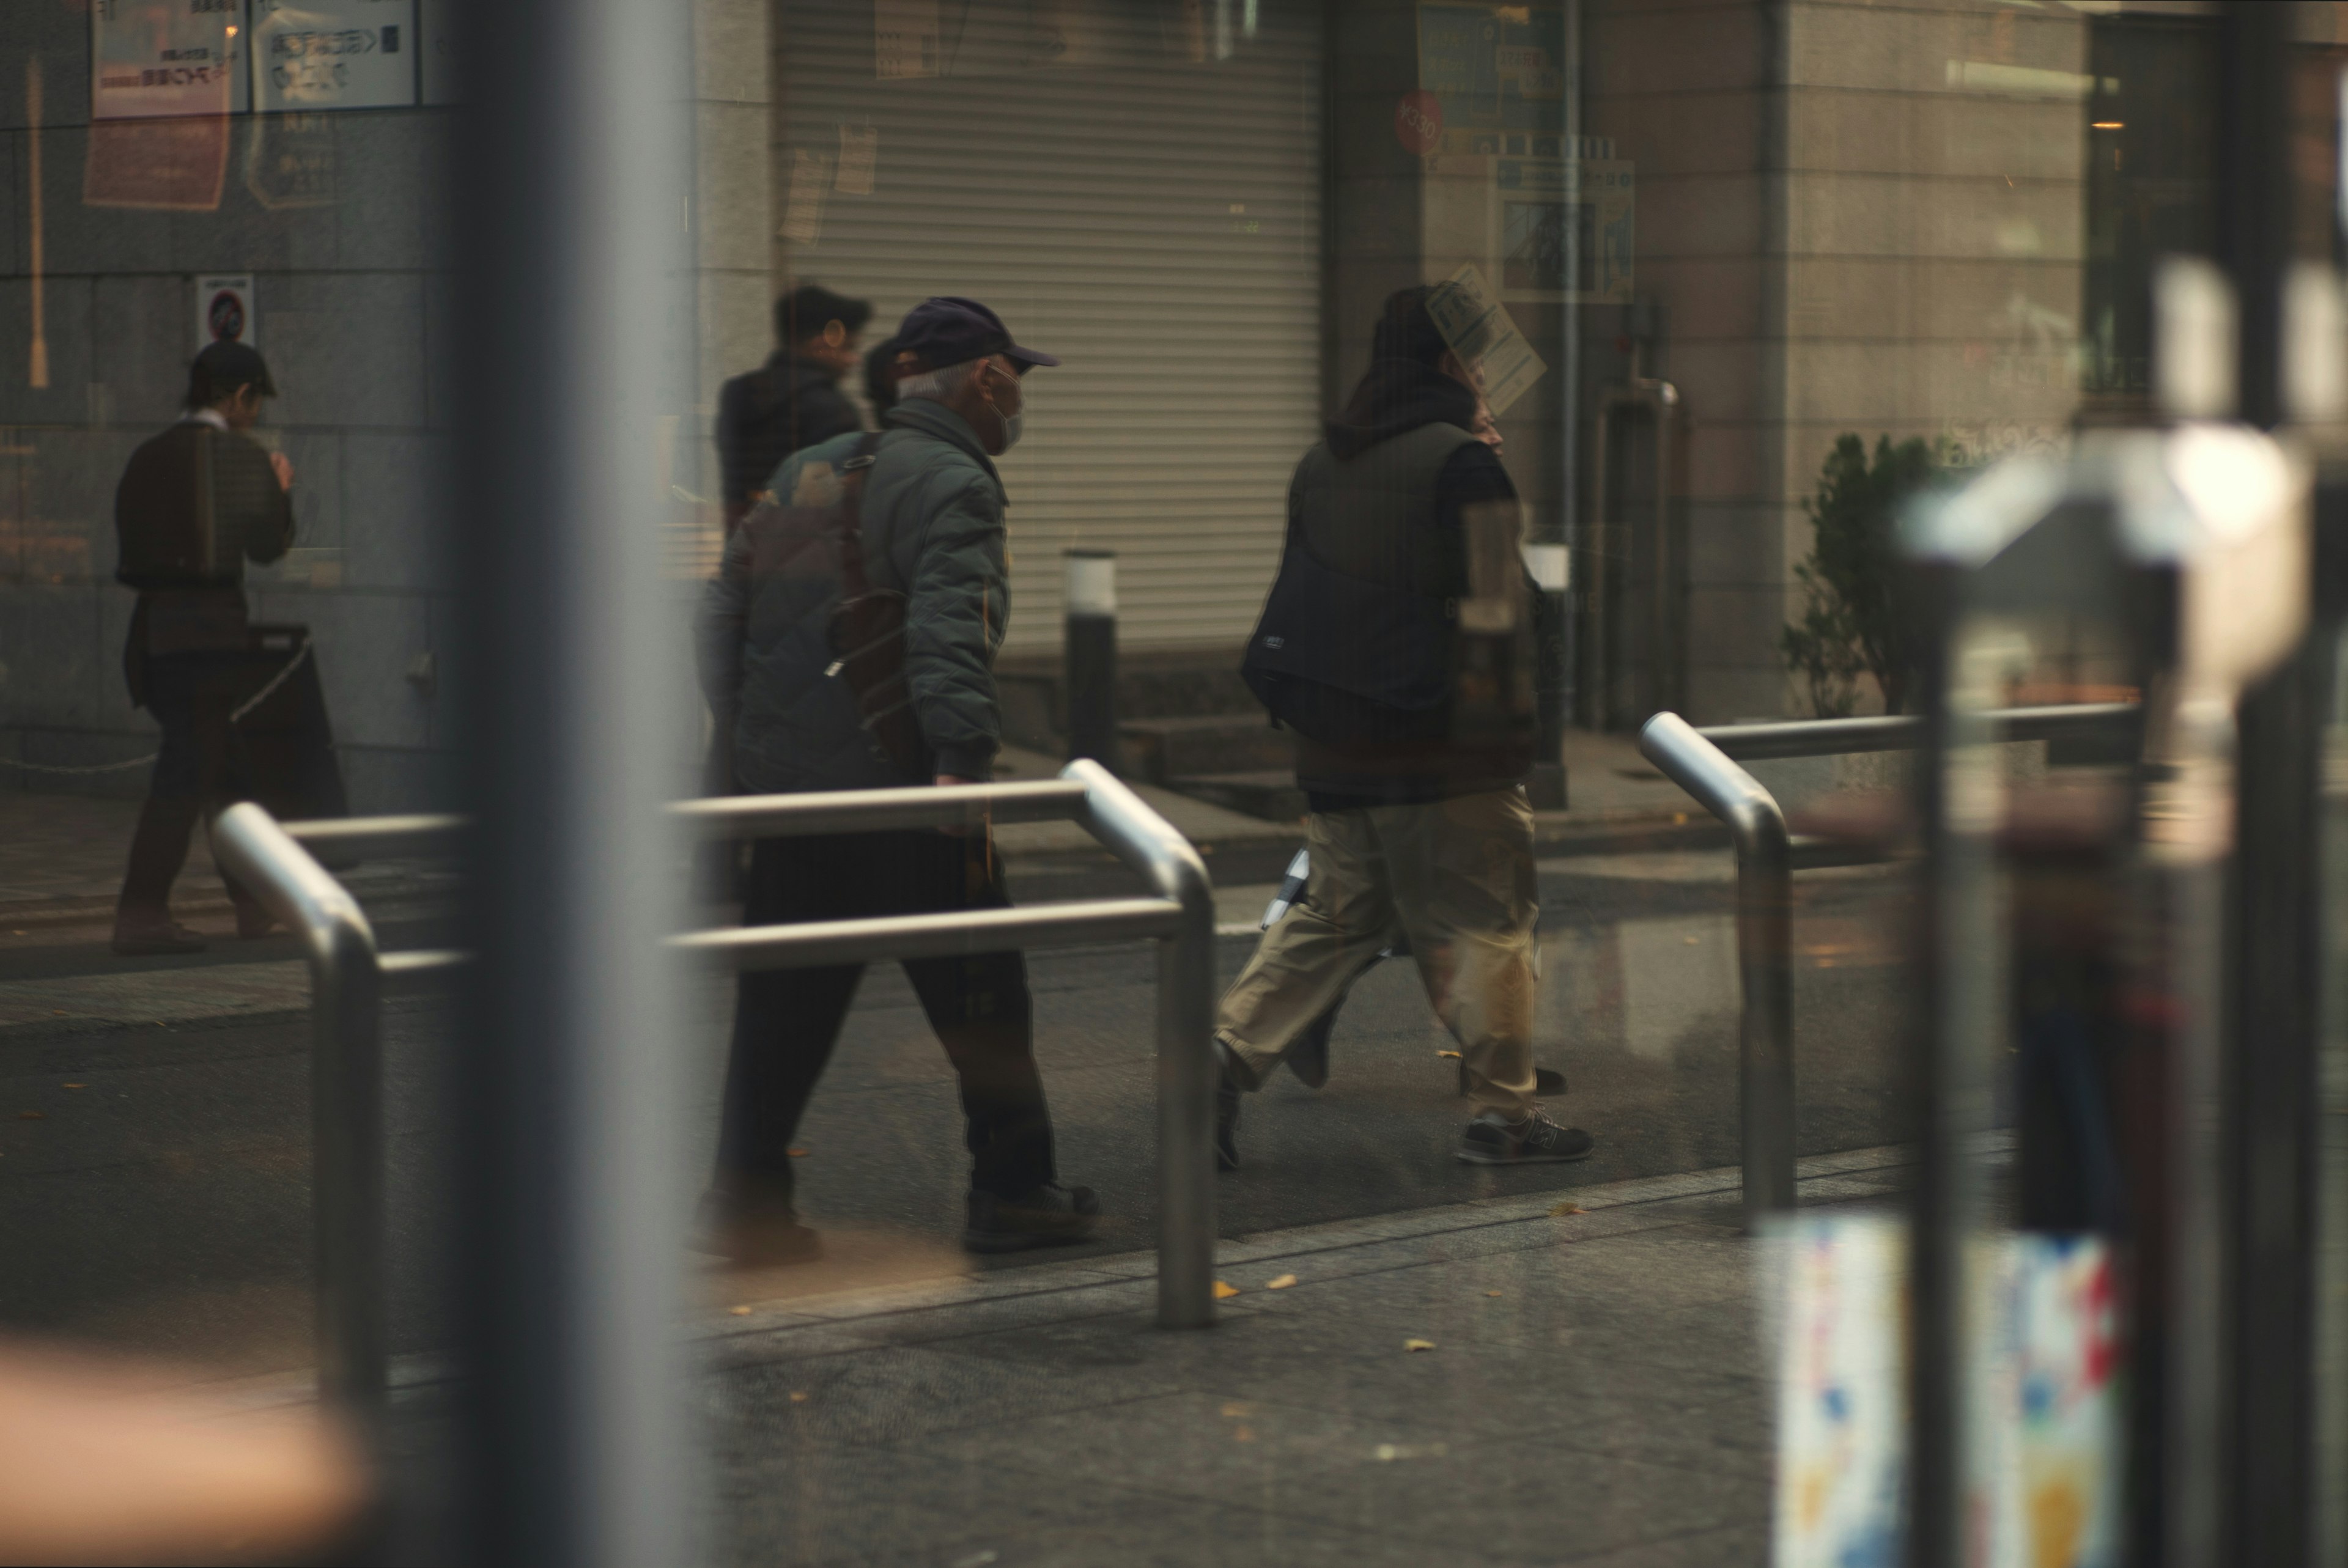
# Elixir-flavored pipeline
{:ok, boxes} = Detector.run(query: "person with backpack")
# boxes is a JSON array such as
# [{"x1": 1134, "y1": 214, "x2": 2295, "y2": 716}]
[
  {"x1": 693, "y1": 295, "x2": 1099, "y2": 1264},
  {"x1": 1214, "y1": 286, "x2": 1595, "y2": 1171},
  {"x1": 714, "y1": 283, "x2": 874, "y2": 532}
]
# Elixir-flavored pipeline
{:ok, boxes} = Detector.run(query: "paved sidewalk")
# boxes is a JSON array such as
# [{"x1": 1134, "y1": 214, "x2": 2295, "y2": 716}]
[{"x1": 293, "y1": 1145, "x2": 1911, "y2": 1566}]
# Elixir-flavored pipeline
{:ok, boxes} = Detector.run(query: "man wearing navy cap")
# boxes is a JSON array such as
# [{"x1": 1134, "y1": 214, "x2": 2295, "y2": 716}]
[{"x1": 696, "y1": 297, "x2": 1094, "y2": 1261}]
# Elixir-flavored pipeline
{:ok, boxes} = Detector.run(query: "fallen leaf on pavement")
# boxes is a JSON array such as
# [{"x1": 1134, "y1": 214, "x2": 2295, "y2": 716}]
[
  {"x1": 1213, "y1": 1281, "x2": 1241, "y2": 1300},
  {"x1": 1266, "y1": 1274, "x2": 1298, "y2": 1290},
  {"x1": 787, "y1": 1148, "x2": 808, "y2": 1158},
  {"x1": 789, "y1": 1391, "x2": 808, "y2": 1403},
  {"x1": 16, "y1": 1112, "x2": 43, "y2": 1121},
  {"x1": 1486, "y1": 1290, "x2": 1503, "y2": 1298},
  {"x1": 1436, "y1": 1050, "x2": 1461, "y2": 1059},
  {"x1": 1548, "y1": 1202, "x2": 1585, "y2": 1216},
  {"x1": 61, "y1": 1084, "x2": 84, "y2": 1091},
  {"x1": 1404, "y1": 1339, "x2": 1436, "y2": 1353},
  {"x1": 1683, "y1": 935, "x2": 1699, "y2": 946},
  {"x1": 728, "y1": 1306, "x2": 751, "y2": 1316}
]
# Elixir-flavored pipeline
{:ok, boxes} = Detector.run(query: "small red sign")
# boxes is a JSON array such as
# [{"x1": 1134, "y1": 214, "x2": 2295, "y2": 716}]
[{"x1": 1395, "y1": 89, "x2": 1443, "y2": 157}]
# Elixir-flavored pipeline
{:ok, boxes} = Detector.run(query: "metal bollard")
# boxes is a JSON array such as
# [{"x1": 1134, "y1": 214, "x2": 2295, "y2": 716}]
[
  {"x1": 1064, "y1": 548, "x2": 1118, "y2": 769},
  {"x1": 1526, "y1": 539, "x2": 1571, "y2": 809}
]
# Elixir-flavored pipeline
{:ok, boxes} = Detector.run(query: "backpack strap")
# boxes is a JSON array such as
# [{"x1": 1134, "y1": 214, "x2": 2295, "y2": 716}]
[{"x1": 833, "y1": 430, "x2": 888, "y2": 597}]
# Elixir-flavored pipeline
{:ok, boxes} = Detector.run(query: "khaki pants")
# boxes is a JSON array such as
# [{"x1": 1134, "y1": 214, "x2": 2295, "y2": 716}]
[{"x1": 1216, "y1": 786, "x2": 1538, "y2": 1119}]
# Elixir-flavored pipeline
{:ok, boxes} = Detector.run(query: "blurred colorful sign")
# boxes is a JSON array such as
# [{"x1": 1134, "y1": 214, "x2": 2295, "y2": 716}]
[
  {"x1": 195, "y1": 274, "x2": 257, "y2": 352},
  {"x1": 1771, "y1": 1218, "x2": 2121, "y2": 1568}
]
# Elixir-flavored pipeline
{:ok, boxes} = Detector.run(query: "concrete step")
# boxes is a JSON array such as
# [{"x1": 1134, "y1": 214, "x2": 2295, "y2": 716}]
[
  {"x1": 1118, "y1": 715, "x2": 1291, "y2": 785},
  {"x1": 1161, "y1": 770, "x2": 1306, "y2": 823}
]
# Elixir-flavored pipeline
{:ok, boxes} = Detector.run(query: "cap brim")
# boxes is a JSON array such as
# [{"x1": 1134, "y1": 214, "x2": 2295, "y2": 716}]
[{"x1": 1003, "y1": 344, "x2": 1060, "y2": 368}]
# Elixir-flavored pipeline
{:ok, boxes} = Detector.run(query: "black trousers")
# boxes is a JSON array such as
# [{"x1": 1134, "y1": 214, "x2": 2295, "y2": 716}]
[
  {"x1": 715, "y1": 829, "x2": 1056, "y2": 1201},
  {"x1": 117, "y1": 650, "x2": 264, "y2": 922}
]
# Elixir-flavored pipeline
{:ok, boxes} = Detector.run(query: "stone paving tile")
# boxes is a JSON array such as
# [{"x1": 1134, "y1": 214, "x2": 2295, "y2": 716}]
[
  {"x1": 800, "y1": 1492, "x2": 1539, "y2": 1568},
  {"x1": 707, "y1": 1342, "x2": 1186, "y2": 1452},
  {"x1": 1246, "y1": 1443, "x2": 1762, "y2": 1562},
  {"x1": 924, "y1": 1298, "x2": 1409, "y2": 1382},
  {"x1": 711, "y1": 1446, "x2": 1137, "y2": 1568},
  {"x1": 1565, "y1": 1520, "x2": 1770, "y2": 1566},
  {"x1": 884, "y1": 1386, "x2": 1465, "y2": 1502},
  {"x1": 1176, "y1": 1343, "x2": 1771, "y2": 1476}
]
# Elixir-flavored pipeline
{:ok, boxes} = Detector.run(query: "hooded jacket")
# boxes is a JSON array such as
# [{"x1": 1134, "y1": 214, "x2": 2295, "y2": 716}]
[
  {"x1": 714, "y1": 350, "x2": 865, "y2": 512},
  {"x1": 1242, "y1": 360, "x2": 1536, "y2": 809},
  {"x1": 697, "y1": 397, "x2": 1011, "y2": 793}
]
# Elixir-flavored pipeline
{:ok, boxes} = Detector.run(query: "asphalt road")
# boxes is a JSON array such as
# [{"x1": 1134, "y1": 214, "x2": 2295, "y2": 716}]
[{"x1": 0, "y1": 853, "x2": 1914, "y2": 1374}]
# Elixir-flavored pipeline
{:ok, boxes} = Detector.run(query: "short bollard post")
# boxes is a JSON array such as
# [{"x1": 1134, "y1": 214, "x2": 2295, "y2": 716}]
[
  {"x1": 1065, "y1": 548, "x2": 1118, "y2": 769},
  {"x1": 1526, "y1": 539, "x2": 1571, "y2": 809}
]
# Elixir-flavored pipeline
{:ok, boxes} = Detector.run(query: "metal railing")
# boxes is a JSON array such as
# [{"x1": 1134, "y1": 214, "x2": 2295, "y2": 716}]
[
  {"x1": 1636, "y1": 702, "x2": 2138, "y2": 1229},
  {"x1": 209, "y1": 757, "x2": 1219, "y2": 1425}
]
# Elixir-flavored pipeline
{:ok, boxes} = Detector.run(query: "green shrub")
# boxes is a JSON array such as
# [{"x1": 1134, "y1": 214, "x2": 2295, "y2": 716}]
[{"x1": 1781, "y1": 433, "x2": 1949, "y2": 716}]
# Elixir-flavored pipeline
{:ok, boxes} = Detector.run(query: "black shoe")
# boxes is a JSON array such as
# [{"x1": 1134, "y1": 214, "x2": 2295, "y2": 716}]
[
  {"x1": 1457, "y1": 1109, "x2": 1595, "y2": 1166},
  {"x1": 964, "y1": 1183, "x2": 1100, "y2": 1254},
  {"x1": 111, "y1": 919, "x2": 208, "y2": 956},
  {"x1": 1285, "y1": 1007, "x2": 1336, "y2": 1089},
  {"x1": 690, "y1": 1181, "x2": 822, "y2": 1267},
  {"x1": 1536, "y1": 1066, "x2": 1568, "y2": 1097}
]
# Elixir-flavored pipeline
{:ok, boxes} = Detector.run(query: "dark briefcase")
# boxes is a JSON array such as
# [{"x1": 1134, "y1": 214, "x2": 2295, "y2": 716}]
[{"x1": 238, "y1": 623, "x2": 350, "y2": 832}]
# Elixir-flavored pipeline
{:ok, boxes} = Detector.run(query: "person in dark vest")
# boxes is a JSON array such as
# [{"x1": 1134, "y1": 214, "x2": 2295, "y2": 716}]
[
  {"x1": 110, "y1": 342, "x2": 297, "y2": 955},
  {"x1": 713, "y1": 283, "x2": 873, "y2": 531},
  {"x1": 1217, "y1": 286, "x2": 1594, "y2": 1169},
  {"x1": 693, "y1": 296, "x2": 1097, "y2": 1263}
]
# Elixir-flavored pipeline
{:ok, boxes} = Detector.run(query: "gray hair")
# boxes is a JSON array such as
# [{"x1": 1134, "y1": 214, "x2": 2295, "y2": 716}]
[{"x1": 894, "y1": 356, "x2": 987, "y2": 403}]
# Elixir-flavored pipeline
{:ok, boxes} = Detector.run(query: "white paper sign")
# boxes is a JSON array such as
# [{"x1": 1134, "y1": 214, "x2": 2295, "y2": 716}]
[
  {"x1": 196, "y1": 274, "x2": 257, "y2": 352},
  {"x1": 250, "y1": 0, "x2": 416, "y2": 112},
  {"x1": 91, "y1": 0, "x2": 249, "y2": 121},
  {"x1": 1431, "y1": 263, "x2": 1548, "y2": 414}
]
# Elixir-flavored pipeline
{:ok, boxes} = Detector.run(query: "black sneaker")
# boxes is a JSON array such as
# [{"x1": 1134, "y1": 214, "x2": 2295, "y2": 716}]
[
  {"x1": 1456, "y1": 1109, "x2": 1595, "y2": 1165},
  {"x1": 1216, "y1": 1067, "x2": 1242, "y2": 1171},
  {"x1": 964, "y1": 1182, "x2": 1101, "y2": 1254},
  {"x1": 1285, "y1": 1007, "x2": 1336, "y2": 1089}
]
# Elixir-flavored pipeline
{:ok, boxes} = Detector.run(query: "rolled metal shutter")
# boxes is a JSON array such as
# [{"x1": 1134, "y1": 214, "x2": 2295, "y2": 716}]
[{"x1": 774, "y1": 1, "x2": 1324, "y2": 652}]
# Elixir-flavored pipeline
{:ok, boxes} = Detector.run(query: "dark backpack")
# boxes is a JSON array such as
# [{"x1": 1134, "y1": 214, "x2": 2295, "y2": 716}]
[{"x1": 738, "y1": 432, "x2": 929, "y2": 776}]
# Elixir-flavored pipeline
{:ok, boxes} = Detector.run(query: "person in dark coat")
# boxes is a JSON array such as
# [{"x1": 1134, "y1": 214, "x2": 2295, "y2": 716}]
[
  {"x1": 695, "y1": 296, "x2": 1097, "y2": 1264},
  {"x1": 1216, "y1": 286, "x2": 1594, "y2": 1170},
  {"x1": 713, "y1": 283, "x2": 873, "y2": 531},
  {"x1": 111, "y1": 342, "x2": 296, "y2": 955}
]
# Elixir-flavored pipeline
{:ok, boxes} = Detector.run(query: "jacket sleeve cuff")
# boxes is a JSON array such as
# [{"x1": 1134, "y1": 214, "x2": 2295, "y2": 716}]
[{"x1": 930, "y1": 742, "x2": 997, "y2": 781}]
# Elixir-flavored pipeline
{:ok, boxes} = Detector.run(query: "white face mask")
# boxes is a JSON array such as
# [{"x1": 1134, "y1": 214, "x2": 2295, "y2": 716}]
[{"x1": 986, "y1": 361, "x2": 1025, "y2": 450}]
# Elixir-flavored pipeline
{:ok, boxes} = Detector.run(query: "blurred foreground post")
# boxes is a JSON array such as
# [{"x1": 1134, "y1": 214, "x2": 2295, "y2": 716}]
[{"x1": 447, "y1": 0, "x2": 693, "y2": 1562}]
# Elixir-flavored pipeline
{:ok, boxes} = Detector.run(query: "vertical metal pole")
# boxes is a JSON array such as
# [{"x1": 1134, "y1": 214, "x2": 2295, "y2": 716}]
[
  {"x1": 2216, "y1": 9, "x2": 2315, "y2": 1565},
  {"x1": 447, "y1": 0, "x2": 691, "y2": 1559},
  {"x1": 1156, "y1": 910, "x2": 1217, "y2": 1328},
  {"x1": 1907, "y1": 611, "x2": 2004, "y2": 1568},
  {"x1": 313, "y1": 927, "x2": 385, "y2": 1418},
  {"x1": 1647, "y1": 384, "x2": 1679, "y2": 718},
  {"x1": 1735, "y1": 817, "x2": 1796, "y2": 1227},
  {"x1": 1064, "y1": 550, "x2": 1119, "y2": 770},
  {"x1": 1585, "y1": 396, "x2": 1612, "y2": 729},
  {"x1": 1068, "y1": 760, "x2": 1216, "y2": 1328}
]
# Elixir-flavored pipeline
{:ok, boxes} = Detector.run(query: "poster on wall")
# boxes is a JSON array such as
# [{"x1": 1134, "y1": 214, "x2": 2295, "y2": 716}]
[
  {"x1": 1416, "y1": 2, "x2": 1565, "y2": 159},
  {"x1": 194, "y1": 274, "x2": 257, "y2": 352},
  {"x1": 1494, "y1": 147, "x2": 1634, "y2": 304},
  {"x1": 249, "y1": 0, "x2": 416, "y2": 112},
  {"x1": 91, "y1": 0, "x2": 251, "y2": 120}
]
